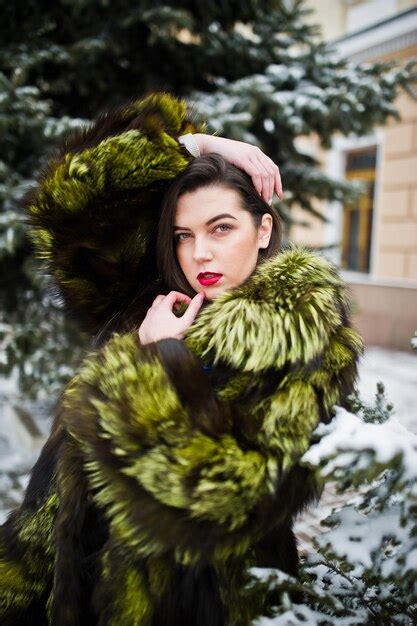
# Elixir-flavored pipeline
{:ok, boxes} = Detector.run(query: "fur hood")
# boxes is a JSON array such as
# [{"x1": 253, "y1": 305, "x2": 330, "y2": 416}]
[
  {"x1": 0, "y1": 92, "x2": 364, "y2": 625},
  {"x1": 26, "y1": 91, "x2": 206, "y2": 335}
]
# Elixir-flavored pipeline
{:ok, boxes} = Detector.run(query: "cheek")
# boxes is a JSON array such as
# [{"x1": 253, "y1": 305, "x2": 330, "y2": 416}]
[
  {"x1": 227, "y1": 231, "x2": 259, "y2": 261},
  {"x1": 176, "y1": 246, "x2": 192, "y2": 276},
  {"x1": 221, "y1": 237, "x2": 259, "y2": 282}
]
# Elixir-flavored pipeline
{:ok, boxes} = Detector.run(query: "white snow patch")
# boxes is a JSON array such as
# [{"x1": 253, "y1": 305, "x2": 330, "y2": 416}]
[{"x1": 357, "y1": 346, "x2": 417, "y2": 433}]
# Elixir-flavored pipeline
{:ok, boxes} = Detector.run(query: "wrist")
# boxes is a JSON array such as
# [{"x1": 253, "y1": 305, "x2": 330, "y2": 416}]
[
  {"x1": 178, "y1": 133, "x2": 201, "y2": 158},
  {"x1": 139, "y1": 331, "x2": 183, "y2": 346},
  {"x1": 193, "y1": 133, "x2": 208, "y2": 155}
]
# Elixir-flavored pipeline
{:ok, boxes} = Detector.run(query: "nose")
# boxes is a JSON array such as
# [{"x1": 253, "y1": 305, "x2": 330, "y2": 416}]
[{"x1": 192, "y1": 235, "x2": 214, "y2": 263}]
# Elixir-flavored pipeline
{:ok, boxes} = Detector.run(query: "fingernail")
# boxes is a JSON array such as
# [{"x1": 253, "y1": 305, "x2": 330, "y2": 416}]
[{"x1": 268, "y1": 198, "x2": 273, "y2": 205}]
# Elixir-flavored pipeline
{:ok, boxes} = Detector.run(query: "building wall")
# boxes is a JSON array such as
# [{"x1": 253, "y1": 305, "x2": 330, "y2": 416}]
[
  {"x1": 347, "y1": 278, "x2": 417, "y2": 350},
  {"x1": 304, "y1": 0, "x2": 345, "y2": 41},
  {"x1": 291, "y1": 1, "x2": 417, "y2": 349},
  {"x1": 306, "y1": 0, "x2": 417, "y2": 38},
  {"x1": 376, "y1": 72, "x2": 417, "y2": 279}
]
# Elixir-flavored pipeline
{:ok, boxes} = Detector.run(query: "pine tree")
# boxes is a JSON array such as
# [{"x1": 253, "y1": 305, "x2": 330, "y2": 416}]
[
  {"x1": 1, "y1": 0, "x2": 416, "y2": 397},
  {"x1": 0, "y1": 70, "x2": 88, "y2": 398}
]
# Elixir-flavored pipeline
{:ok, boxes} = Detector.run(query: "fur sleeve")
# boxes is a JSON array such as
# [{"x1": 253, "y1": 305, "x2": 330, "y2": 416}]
[
  {"x1": 25, "y1": 92, "x2": 206, "y2": 334},
  {"x1": 0, "y1": 489, "x2": 57, "y2": 623},
  {"x1": 0, "y1": 425, "x2": 66, "y2": 623},
  {"x1": 59, "y1": 332, "x2": 319, "y2": 566}
]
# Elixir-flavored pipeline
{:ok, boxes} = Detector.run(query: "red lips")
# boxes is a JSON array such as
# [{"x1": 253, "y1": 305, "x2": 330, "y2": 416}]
[{"x1": 197, "y1": 272, "x2": 223, "y2": 286}]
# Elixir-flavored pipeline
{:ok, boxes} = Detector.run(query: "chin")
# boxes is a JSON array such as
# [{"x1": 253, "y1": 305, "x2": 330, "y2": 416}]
[
  {"x1": 193, "y1": 278, "x2": 230, "y2": 300},
  {"x1": 203, "y1": 286, "x2": 227, "y2": 300}
]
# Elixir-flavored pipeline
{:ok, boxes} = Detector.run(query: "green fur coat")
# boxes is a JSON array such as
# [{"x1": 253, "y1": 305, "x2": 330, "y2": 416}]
[{"x1": 0, "y1": 92, "x2": 364, "y2": 625}]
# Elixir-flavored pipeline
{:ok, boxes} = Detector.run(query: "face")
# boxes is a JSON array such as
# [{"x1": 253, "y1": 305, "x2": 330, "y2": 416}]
[{"x1": 173, "y1": 184, "x2": 273, "y2": 300}]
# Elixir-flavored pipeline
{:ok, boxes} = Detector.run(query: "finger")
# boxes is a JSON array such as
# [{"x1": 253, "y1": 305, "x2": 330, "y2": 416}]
[
  {"x1": 151, "y1": 294, "x2": 166, "y2": 308},
  {"x1": 254, "y1": 156, "x2": 273, "y2": 204},
  {"x1": 182, "y1": 292, "x2": 205, "y2": 324},
  {"x1": 165, "y1": 290, "x2": 193, "y2": 302},
  {"x1": 238, "y1": 160, "x2": 264, "y2": 197},
  {"x1": 262, "y1": 155, "x2": 283, "y2": 199},
  {"x1": 272, "y1": 162, "x2": 283, "y2": 199},
  {"x1": 163, "y1": 291, "x2": 192, "y2": 308}
]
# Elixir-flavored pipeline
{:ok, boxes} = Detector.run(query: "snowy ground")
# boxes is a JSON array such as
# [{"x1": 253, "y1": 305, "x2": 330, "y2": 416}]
[
  {"x1": 295, "y1": 345, "x2": 417, "y2": 553},
  {"x1": 356, "y1": 346, "x2": 417, "y2": 434},
  {"x1": 0, "y1": 346, "x2": 416, "y2": 530}
]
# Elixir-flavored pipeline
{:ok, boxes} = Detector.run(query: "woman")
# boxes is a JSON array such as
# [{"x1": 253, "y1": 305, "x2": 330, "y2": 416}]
[{"x1": 0, "y1": 91, "x2": 364, "y2": 625}]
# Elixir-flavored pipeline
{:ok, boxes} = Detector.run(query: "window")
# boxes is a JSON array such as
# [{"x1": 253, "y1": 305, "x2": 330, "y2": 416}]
[{"x1": 341, "y1": 147, "x2": 376, "y2": 272}]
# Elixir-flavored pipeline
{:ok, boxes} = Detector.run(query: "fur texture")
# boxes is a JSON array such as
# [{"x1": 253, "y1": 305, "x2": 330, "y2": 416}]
[
  {"x1": 0, "y1": 92, "x2": 364, "y2": 625},
  {"x1": 25, "y1": 91, "x2": 206, "y2": 335}
]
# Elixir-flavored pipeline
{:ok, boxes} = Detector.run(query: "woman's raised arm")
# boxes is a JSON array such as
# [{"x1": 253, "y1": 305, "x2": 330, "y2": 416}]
[
  {"x1": 193, "y1": 133, "x2": 283, "y2": 204},
  {"x1": 25, "y1": 91, "x2": 282, "y2": 338}
]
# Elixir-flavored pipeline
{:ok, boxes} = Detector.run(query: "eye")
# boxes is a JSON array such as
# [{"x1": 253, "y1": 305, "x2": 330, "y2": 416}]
[
  {"x1": 174, "y1": 223, "x2": 232, "y2": 243},
  {"x1": 214, "y1": 223, "x2": 232, "y2": 233},
  {"x1": 174, "y1": 232, "x2": 190, "y2": 243}
]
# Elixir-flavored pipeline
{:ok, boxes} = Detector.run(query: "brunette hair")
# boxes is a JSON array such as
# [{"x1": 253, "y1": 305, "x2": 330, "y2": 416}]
[
  {"x1": 156, "y1": 153, "x2": 282, "y2": 298},
  {"x1": 94, "y1": 152, "x2": 282, "y2": 345}
]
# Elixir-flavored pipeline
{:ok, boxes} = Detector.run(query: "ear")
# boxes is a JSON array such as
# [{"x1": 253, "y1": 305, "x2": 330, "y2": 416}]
[{"x1": 258, "y1": 213, "x2": 273, "y2": 249}]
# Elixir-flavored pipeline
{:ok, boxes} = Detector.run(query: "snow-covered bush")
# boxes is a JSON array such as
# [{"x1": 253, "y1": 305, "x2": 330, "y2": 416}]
[{"x1": 251, "y1": 383, "x2": 417, "y2": 625}]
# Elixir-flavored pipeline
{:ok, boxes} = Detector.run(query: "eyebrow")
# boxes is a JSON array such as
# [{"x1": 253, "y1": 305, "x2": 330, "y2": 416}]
[{"x1": 174, "y1": 213, "x2": 238, "y2": 230}]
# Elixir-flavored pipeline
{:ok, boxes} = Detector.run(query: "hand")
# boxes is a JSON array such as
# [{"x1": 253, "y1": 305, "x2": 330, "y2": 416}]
[
  {"x1": 138, "y1": 290, "x2": 205, "y2": 345},
  {"x1": 194, "y1": 134, "x2": 283, "y2": 204}
]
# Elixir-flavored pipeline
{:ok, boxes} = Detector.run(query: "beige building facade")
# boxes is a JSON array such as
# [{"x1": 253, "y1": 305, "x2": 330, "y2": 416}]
[{"x1": 291, "y1": 0, "x2": 417, "y2": 350}]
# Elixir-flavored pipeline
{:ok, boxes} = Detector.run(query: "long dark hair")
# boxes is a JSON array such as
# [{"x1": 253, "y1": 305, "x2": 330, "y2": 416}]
[
  {"x1": 94, "y1": 153, "x2": 282, "y2": 344},
  {"x1": 156, "y1": 152, "x2": 282, "y2": 298}
]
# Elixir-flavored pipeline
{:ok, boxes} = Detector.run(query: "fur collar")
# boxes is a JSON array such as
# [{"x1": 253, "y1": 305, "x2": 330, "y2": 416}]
[{"x1": 185, "y1": 241, "x2": 355, "y2": 373}]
